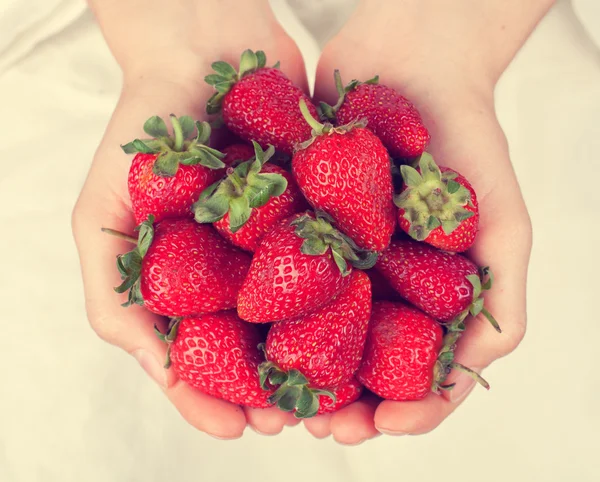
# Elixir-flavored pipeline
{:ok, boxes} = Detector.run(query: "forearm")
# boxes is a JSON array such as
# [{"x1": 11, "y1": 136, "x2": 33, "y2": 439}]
[
  {"x1": 88, "y1": 0, "x2": 276, "y2": 80},
  {"x1": 358, "y1": 0, "x2": 555, "y2": 85}
]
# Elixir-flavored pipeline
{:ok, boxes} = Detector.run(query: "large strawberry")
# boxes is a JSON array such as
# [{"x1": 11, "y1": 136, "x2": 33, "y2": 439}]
[
  {"x1": 157, "y1": 312, "x2": 273, "y2": 408},
  {"x1": 375, "y1": 238, "x2": 501, "y2": 331},
  {"x1": 205, "y1": 49, "x2": 318, "y2": 155},
  {"x1": 357, "y1": 301, "x2": 488, "y2": 401},
  {"x1": 194, "y1": 142, "x2": 306, "y2": 252},
  {"x1": 122, "y1": 115, "x2": 225, "y2": 224},
  {"x1": 109, "y1": 216, "x2": 251, "y2": 316},
  {"x1": 320, "y1": 70, "x2": 429, "y2": 159},
  {"x1": 258, "y1": 271, "x2": 371, "y2": 417},
  {"x1": 292, "y1": 100, "x2": 395, "y2": 252},
  {"x1": 237, "y1": 211, "x2": 376, "y2": 323},
  {"x1": 395, "y1": 153, "x2": 478, "y2": 252}
]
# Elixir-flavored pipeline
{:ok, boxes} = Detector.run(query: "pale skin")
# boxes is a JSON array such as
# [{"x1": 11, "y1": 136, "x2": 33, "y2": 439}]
[{"x1": 73, "y1": 0, "x2": 553, "y2": 443}]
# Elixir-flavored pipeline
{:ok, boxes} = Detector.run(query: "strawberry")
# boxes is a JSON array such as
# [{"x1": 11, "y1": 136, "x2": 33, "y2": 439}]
[
  {"x1": 375, "y1": 238, "x2": 501, "y2": 331},
  {"x1": 221, "y1": 143, "x2": 255, "y2": 166},
  {"x1": 317, "y1": 378, "x2": 363, "y2": 415},
  {"x1": 292, "y1": 100, "x2": 396, "y2": 252},
  {"x1": 237, "y1": 211, "x2": 376, "y2": 323},
  {"x1": 122, "y1": 115, "x2": 226, "y2": 224},
  {"x1": 320, "y1": 71, "x2": 429, "y2": 159},
  {"x1": 357, "y1": 301, "x2": 488, "y2": 401},
  {"x1": 158, "y1": 312, "x2": 273, "y2": 408},
  {"x1": 205, "y1": 49, "x2": 318, "y2": 155},
  {"x1": 109, "y1": 216, "x2": 251, "y2": 316},
  {"x1": 194, "y1": 142, "x2": 306, "y2": 252},
  {"x1": 257, "y1": 271, "x2": 371, "y2": 417},
  {"x1": 395, "y1": 153, "x2": 479, "y2": 252}
]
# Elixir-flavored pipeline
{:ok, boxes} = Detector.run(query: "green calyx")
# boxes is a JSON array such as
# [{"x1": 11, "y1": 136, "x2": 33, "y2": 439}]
[
  {"x1": 258, "y1": 357, "x2": 335, "y2": 419},
  {"x1": 432, "y1": 330, "x2": 490, "y2": 393},
  {"x1": 193, "y1": 141, "x2": 287, "y2": 232},
  {"x1": 102, "y1": 215, "x2": 155, "y2": 307},
  {"x1": 121, "y1": 115, "x2": 225, "y2": 177},
  {"x1": 319, "y1": 69, "x2": 379, "y2": 121},
  {"x1": 296, "y1": 99, "x2": 367, "y2": 151},
  {"x1": 394, "y1": 152, "x2": 475, "y2": 241},
  {"x1": 290, "y1": 211, "x2": 378, "y2": 276},
  {"x1": 205, "y1": 49, "x2": 279, "y2": 115},
  {"x1": 154, "y1": 318, "x2": 182, "y2": 368}
]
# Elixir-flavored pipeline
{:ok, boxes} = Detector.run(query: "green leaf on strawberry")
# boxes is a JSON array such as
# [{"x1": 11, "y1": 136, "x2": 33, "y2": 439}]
[
  {"x1": 120, "y1": 115, "x2": 225, "y2": 177},
  {"x1": 193, "y1": 141, "x2": 288, "y2": 233}
]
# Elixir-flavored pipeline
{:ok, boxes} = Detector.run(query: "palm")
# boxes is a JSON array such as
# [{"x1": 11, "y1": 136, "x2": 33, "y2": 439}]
[
  {"x1": 303, "y1": 51, "x2": 531, "y2": 442},
  {"x1": 73, "y1": 40, "x2": 310, "y2": 438}
]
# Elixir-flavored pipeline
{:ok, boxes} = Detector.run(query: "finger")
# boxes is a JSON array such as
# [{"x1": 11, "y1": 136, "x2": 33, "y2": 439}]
[
  {"x1": 330, "y1": 394, "x2": 381, "y2": 445},
  {"x1": 303, "y1": 414, "x2": 333, "y2": 439},
  {"x1": 244, "y1": 406, "x2": 298, "y2": 435},
  {"x1": 166, "y1": 380, "x2": 247, "y2": 439},
  {"x1": 375, "y1": 393, "x2": 456, "y2": 436}
]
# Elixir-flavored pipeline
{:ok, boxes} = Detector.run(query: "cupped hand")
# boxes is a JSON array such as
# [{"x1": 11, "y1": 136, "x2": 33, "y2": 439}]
[
  {"x1": 72, "y1": 2, "x2": 308, "y2": 439},
  {"x1": 306, "y1": 12, "x2": 532, "y2": 444}
]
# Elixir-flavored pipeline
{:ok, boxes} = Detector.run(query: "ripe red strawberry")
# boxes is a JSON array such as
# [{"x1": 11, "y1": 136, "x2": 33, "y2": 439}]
[
  {"x1": 222, "y1": 143, "x2": 255, "y2": 166},
  {"x1": 237, "y1": 211, "x2": 376, "y2": 323},
  {"x1": 205, "y1": 49, "x2": 318, "y2": 155},
  {"x1": 395, "y1": 153, "x2": 479, "y2": 252},
  {"x1": 375, "y1": 238, "x2": 501, "y2": 331},
  {"x1": 122, "y1": 115, "x2": 226, "y2": 224},
  {"x1": 358, "y1": 301, "x2": 488, "y2": 401},
  {"x1": 317, "y1": 378, "x2": 363, "y2": 415},
  {"x1": 258, "y1": 271, "x2": 371, "y2": 417},
  {"x1": 110, "y1": 216, "x2": 251, "y2": 316},
  {"x1": 194, "y1": 142, "x2": 306, "y2": 252},
  {"x1": 320, "y1": 71, "x2": 429, "y2": 159},
  {"x1": 160, "y1": 312, "x2": 273, "y2": 408},
  {"x1": 292, "y1": 100, "x2": 396, "y2": 252}
]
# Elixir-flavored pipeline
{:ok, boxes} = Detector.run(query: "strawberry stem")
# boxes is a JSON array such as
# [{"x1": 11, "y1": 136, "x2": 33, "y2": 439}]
[
  {"x1": 226, "y1": 167, "x2": 245, "y2": 195},
  {"x1": 299, "y1": 99, "x2": 324, "y2": 135},
  {"x1": 101, "y1": 227, "x2": 137, "y2": 244},
  {"x1": 170, "y1": 114, "x2": 184, "y2": 151},
  {"x1": 481, "y1": 307, "x2": 502, "y2": 333},
  {"x1": 450, "y1": 362, "x2": 490, "y2": 390}
]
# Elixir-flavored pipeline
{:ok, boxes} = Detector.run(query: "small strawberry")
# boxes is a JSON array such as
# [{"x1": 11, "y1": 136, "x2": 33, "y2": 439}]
[
  {"x1": 375, "y1": 238, "x2": 501, "y2": 331},
  {"x1": 317, "y1": 378, "x2": 363, "y2": 415},
  {"x1": 122, "y1": 115, "x2": 226, "y2": 224},
  {"x1": 205, "y1": 49, "x2": 318, "y2": 155},
  {"x1": 159, "y1": 313, "x2": 273, "y2": 408},
  {"x1": 320, "y1": 71, "x2": 430, "y2": 159},
  {"x1": 357, "y1": 301, "x2": 488, "y2": 401},
  {"x1": 194, "y1": 142, "x2": 306, "y2": 252},
  {"x1": 221, "y1": 143, "x2": 255, "y2": 166},
  {"x1": 257, "y1": 271, "x2": 371, "y2": 417},
  {"x1": 237, "y1": 211, "x2": 376, "y2": 323},
  {"x1": 292, "y1": 100, "x2": 396, "y2": 252},
  {"x1": 108, "y1": 216, "x2": 251, "y2": 316},
  {"x1": 395, "y1": 153, "x2": 479, "y2": 252}
]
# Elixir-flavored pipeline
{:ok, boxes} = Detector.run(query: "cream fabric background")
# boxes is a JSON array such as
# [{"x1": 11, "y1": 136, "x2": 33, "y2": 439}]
[{"x1": 0, "y1": 0, "x2": 599, "y2": 481}]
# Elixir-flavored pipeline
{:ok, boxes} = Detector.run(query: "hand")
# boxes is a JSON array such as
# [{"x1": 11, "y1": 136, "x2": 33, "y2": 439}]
[
  {"x1": 72, "y1": 0, "x2": 308, "y2": 439},
  {"x1": 305, "y1": 2, "x2": 533, "y2": 444}
]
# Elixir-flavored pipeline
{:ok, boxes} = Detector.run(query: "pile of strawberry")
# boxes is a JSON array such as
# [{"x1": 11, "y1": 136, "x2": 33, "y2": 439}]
[{"x1": 107, "y1": 50, "x2": 500, "y2": 419}]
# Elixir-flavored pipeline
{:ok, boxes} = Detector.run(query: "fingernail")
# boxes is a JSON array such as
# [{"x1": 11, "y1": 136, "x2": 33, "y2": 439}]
[
  {"x1": 249, "y1": 425, "x2": 278, "y2": 437},
  {"x1": 339, "y1": 438, "x2": 366, "y2": 446},
  {"x1": 376, "y1": 428, "x2": 408, "y2": 436},
  {"x1": 449, "y1": 366, "x2": 483, "y2": 403},
  {"x1": 208, "y1": 433, "x2": 243, "y2": 440},
  {"x1": 132, "y1": 349, "x2": 167, "y2": 389}
]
